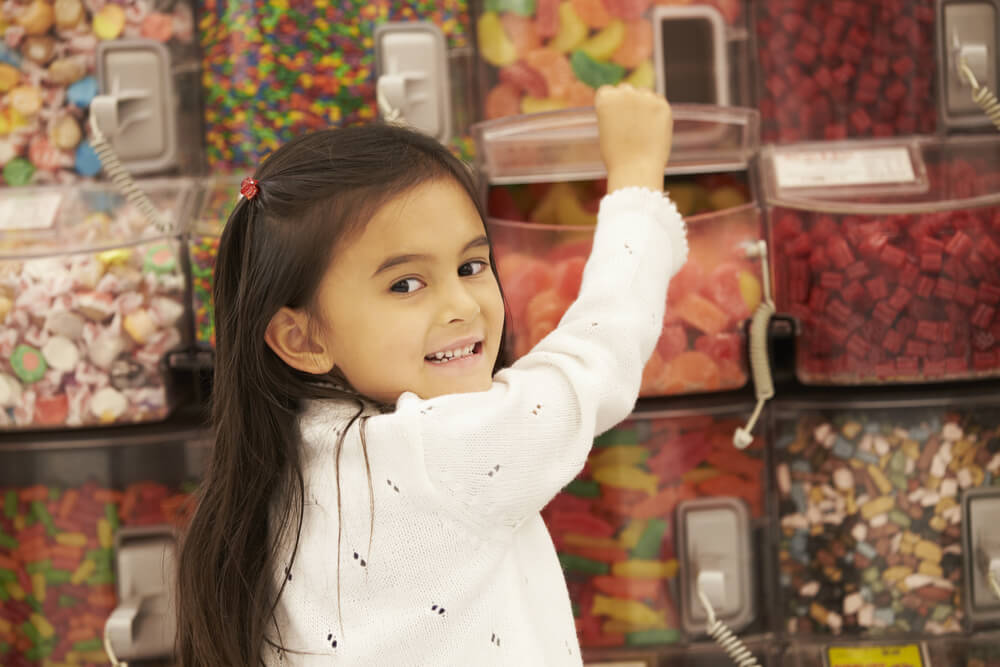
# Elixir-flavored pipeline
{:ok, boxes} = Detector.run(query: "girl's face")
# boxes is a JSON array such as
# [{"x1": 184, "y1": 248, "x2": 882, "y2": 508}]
[{"x1": 313, "y1": 178, "x2": 505, "y2": 403}]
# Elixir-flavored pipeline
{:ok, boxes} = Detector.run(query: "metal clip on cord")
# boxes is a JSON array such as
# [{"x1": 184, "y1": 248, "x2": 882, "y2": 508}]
[
  {"x1": 733, "y1": 240, "x2": 775, "y2": 450},
  {"x1": 88, "y1": 114, "x2": 171, "y2": 234},
  {"x1": 958, "y1": 57, "x2": 1000, "y2": 132}
]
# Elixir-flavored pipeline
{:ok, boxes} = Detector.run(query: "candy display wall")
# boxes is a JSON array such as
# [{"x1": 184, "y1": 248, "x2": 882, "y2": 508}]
[
  {"x1": 198, "y1": 0, "x2": 476, "y2": 168},
  {"x1": 541, "y1": 407, "x2": 771, "y2": 650},
  {"x1": 755, "y1": 0, "x2": 937, "y2": 143},
  {"x1": 0, "y1": 431, "x2": 206, "y2": 665},
  {"x1": 0, "y1": 0, "x2": 201, "y2": 186},
  {"x1": 773, "y1": 401, "x2": 1000, "y2": 638},
  {"x1": 489, "y1": 175, "x2": 762, "y2": 397},
  {"x1": 0, "y1": 180, "x2": 193, "y2": 430}
]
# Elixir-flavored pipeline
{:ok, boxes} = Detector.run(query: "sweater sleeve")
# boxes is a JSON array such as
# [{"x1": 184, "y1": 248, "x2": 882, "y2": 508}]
[{"x1": 391, "y1": 186, "x2": 687, "y2": 530}]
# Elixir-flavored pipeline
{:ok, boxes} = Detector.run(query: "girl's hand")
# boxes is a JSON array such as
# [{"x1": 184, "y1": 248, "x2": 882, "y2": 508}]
[{"x1": 595, "y1": 84, "x2": 672, "y2": 194}]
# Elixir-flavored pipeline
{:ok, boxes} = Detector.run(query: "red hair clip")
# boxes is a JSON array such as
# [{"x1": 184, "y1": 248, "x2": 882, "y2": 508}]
[{"x1": 240, "y1": 177, "x2": 260, "y2": 200}]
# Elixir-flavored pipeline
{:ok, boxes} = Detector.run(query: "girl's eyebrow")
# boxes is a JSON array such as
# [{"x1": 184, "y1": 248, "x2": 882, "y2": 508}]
[{"x1": 371, "y1": 235, "x2": 490, "y2": 277}]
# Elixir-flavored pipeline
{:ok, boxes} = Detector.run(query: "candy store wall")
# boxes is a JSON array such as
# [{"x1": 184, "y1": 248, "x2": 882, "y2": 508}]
[
  {"x1": 197, "y1": 0, "x2": 477, "y2": 169},
  {"x1": 755, "y1": 0, "x2": 937, "y2": 143},
  {"x1": 0, "y1": 0, "x2": 201, "y2": 186}
]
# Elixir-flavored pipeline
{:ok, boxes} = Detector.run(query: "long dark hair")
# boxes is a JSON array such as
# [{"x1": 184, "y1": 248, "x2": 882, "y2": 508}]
[{"x1": 177, "y1": 124, "x2": 508, "y2": 666}]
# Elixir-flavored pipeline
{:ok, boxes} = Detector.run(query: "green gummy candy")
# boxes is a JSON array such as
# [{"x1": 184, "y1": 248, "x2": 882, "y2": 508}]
[
  {"x1": 72, "y1": 638, "x2": 104, "y2": 652},
  {"x1": 11, "y1": 344, "x2": 47, "y2": 383},
  {"x1": 0, "y1": 531, "x2": 16, "y2": 550},
  {"x1": 558, "y1": 552, "x2": 609, "y2": 575},
  {"x1": 4, "y1": 490, "x2": 16, "y2": 518},
  {"x1": 632, "y1": 518, "x2": 668, "y2": 560},
  {"x1": 565, "y1": 479, "x2": 601, "y2": 498},
  {"x1": 484, "y1": 0, "x2": 535, "y2": 15},
  {"x1": 594, "y1": 428, "x2": 637, "y2": 448},
  {"x1": 3, "y1": 157, "x2": 34, "y2": 186},
  {"x1": 105, "y1": 502, "x2": 120, "y2": 531},
  {"x1": 46, "y1": 569, "x2": 72, "y2": 584},
  {"x1": 25, "y1": 559, "x2": 51, "y2": 574},
  {"x1": 571, "y1": 50, "x2": 625, "y2": 89},
  {"x1": 626, "y1": 628, "x2": 681, "y2": 645}
]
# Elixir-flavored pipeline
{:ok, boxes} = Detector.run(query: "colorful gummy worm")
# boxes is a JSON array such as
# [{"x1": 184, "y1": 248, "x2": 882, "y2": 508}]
[
  {"x1": 0, "y1": 482, "x2": 195, "y2": 665},
  {"x1": 198, "y1": 0, "x2": 471, "y2": 169},
  {"x1": 542, "y1": 411, "x2": 765, "y2": 648}
]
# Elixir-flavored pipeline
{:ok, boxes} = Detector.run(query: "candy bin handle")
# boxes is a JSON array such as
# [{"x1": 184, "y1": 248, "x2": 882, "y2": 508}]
[{"x1": 734, "y1": 241, "x2": 775, "y2": 450}]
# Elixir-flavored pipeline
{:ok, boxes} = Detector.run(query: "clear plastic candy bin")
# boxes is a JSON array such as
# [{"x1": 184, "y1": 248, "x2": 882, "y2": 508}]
[
  {"x1": 0, "y1": 424, "x2": 207, "y2": 665},
  {"x1": 763, "y1": 136, "x2": 1000, "y2": 385},
  {"x1": 772, "y1": 394, "x2": 1000, "y2": 638},
  {"x1": 0, "y1": 180, "x2": 193, "y2": 428},
  {"x1": 476, "y1": 105, "x2": 763, "y2": 396},
  {"x1": 542, "y1": 402, "x2": 772, "y2": 651}
]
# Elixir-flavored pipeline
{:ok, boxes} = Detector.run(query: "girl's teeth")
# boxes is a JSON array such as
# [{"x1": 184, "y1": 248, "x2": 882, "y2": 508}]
[{"x1": 428, "y1": 344, "x2": 477, "y2": 362}]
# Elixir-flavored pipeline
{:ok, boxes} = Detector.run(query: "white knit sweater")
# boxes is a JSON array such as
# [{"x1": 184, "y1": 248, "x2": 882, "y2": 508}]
[{"x1": 264, "y1": 187, "x2": 687, "y2": 666}]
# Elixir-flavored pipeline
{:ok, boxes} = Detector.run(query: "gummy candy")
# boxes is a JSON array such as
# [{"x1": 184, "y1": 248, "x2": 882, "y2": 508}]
[
  {"x1": 550, "y1": 2, "x2": 589, "y2": 53},
  {"x1": 565, "y1": 80, "x2": 597, "y2": 106},
  {"x1": 524, "y1": 48, "x2": 576, "y2": 99},
  {"x1": 485, "y1": 82, "x2": 523, "y2": 119},
  {"x1": 500, "y1": 62, "x2": 549, "y2": 98},
  {"x1": 674, "y1": 293, "x2": 729, "y2": 336},
  {"x1": 602, "y1": 0, "x2": 650, "y2": 21},
  {"x1": 478, "y1": 12, "x2": 519, "y2": 66},
  {"x1": 500, "y1": 13, "x2": 541, "y2": 53},
  {"x1": 570, "y1": 50, "x2": 625, "y2": 88},
  {"x1": 486, "y1": 0, "x2": 538, "y2": 17},
  {"x1": 535, "y1": 0, "x2": 560, "y2": 38},
  {"x1": 624, "y1": 61, "x2": 655, "y2": 89},
  {"x1": 611, "y1": 19, "x2": 652, "y2": 68},
  {"x1": 579, "y1": 20, "x2": 625, "y2": 61},
  {"x1": 570, "y1": 0, "x2": 612, "y2": 28}
]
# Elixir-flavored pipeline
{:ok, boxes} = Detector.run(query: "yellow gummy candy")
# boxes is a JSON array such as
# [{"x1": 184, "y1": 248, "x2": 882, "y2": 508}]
[
  {"x1": 520, "y1": 96, "x2": 568, "y2": 114},
  {"x1": 592, "y1": 465, "x2": 659, "y2": 495},
  {"x1": 550, "y1": 2, "x2": 588, "y2": 53},
  {"x1": 592, "y1": 594, "x2": 665, "y2": 626},
  {"x1": 590, "y1": 444, "x2": 646, "y2": 468},
  {"x1": 93, "y1": 4, "x2": 125, "y2": 40},
  {"x1": 737, "y1": 271, "x2": 762, "y2": 311},
  {"x1": 624, "y1": 60, "x2": 655, "y2": 89},
  {"x1": 477, "y1": 13, "x2": 518, "y2": 66},
  {"x1": 580, "y1": 20, "x2": 625, "y2": 61}
]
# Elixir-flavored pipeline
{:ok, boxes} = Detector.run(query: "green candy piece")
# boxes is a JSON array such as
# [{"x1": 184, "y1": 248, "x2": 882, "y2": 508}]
[
  {"x1": 72, "y1": 638, "x2": 104, "y2": 652},
  {"x1": 105, "y1": 502, "x2": 120, "y2": 532},
  {"x1": 86, "y1": 570, "x2": 115, "y2": 585},
  {"x1": 0, "y1": 531, "x2": 16, "y2": 550},
  {"x1": 0, "y1": 569, "x2": 15, "y2": 584},
  {"x1": 888, "y1": 509, "x2": 911, "y2": 529},
  {"x1": 11, "y1": 344, "x2": 47, "y2": 384},
  {"x1": 0, "y1": 585, "x2": 8, "y2": 601},
  {"x1": 46, "y1": 569, "x2": 72, "y2": 584},
  {"x1": 632, "y1": 518, "x2": 668, "y2": 560},
  {"x1": 26, "y1": 596, "x2": 42, "y2": 613},
  {"x1": 594, "y1": 428, "x2": 637, "y2": 448},
  {"x1": 484, "y1": 0, "x2": 536, "y2": 15},
  {"x1": 558, "y1": 552, "x2": 609, "y2": 575},
  {"x1": 25, "y1": 559, "x2": 51, "y2": 574},
  {"x1": 31, "y1": 501, "x2": 56, "y2": 537},
  {"x1": 3, "y1": 489, "x2": 15, "y2": 518},
  {"x1": 59, "y1": 594, "x2": 78, "y2": 608},
  {"x1": 565, "y1": 479, "x2": 601, "y2": 498},
  {"x1": 571, "y1": 50, "x2": 625, "y2": 89},
  {"x1": 144, "y1": 242, "x2": 177, "y2": 274},
  {"x1": 3, "y1": 157, "x2": 34, "y2": 186},
  {"x1": 626, "y1": 628, "x2": 681, "y2": 645}
]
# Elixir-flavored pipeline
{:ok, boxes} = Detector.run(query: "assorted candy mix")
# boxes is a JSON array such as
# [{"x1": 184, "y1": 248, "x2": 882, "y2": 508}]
[
  {"x1": 0, "y1": 184, "x2": 190, "y2": 429},
  {"x1": 775, "y1": 406, "x2": 1000, "y2": 636},
  {"x1": 755, "y1": 0, "x2": 937, "y2": 143},
  {"x1": 542, "y1": 410, "x2": 765, "y2": 648},
  {"x1": 477, "y1": 0, "x2": 743, "y2": 119},
  {"x1": 489, "y1": 174, "x2": 761, "y2": 396},
  {"x1": 0, "y1": 0, "x2": 196, "y2": 185},
  {"x1": 772, "y1": 155, "x2": 1000, "y2": 384},
  {"x1": 0, "y1": 479, "x2": 196, "y2": 665}
]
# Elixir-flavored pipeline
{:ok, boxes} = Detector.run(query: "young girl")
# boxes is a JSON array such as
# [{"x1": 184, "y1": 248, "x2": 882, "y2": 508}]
[{"x1": 177, "y1": 84, "x2": 687, "y2": 666}]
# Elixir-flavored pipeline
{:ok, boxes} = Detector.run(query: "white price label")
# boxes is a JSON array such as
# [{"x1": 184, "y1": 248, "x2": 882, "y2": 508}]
[
  {"x1": 0, "y1": 192, "x2": 63, "y2": 230},
  {"x1": 774, "y1": 147, "x2": 917, "y2": 189}
]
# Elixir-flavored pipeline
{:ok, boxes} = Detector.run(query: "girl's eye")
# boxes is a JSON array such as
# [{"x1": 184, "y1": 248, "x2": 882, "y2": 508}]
[
  {"x1": 390, "y1": 277, "x2": 425, "y2": 293},
  {"x1": 458, "y1": 260, "x2": 488, "y2": 277}
]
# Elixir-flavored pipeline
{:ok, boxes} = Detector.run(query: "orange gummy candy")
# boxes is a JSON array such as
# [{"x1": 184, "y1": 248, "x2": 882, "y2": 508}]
[
  {"x1": 570, "y1": 0, "x2": 612, "y2": 28},
  {"x1": 524, "y1": 48, "x2": 575, "y2": 99},
  {"x1": 611, "y1": 19, "x2": 652, "y2": 68},
  {"x1": 501, "y1": 12, "x2": 541, "y2": 54},
  {"x1": 485, "y1": 82, "x2": 522, "y2": 119}
]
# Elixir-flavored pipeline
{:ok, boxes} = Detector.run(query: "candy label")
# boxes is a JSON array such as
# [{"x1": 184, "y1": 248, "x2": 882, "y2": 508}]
[
  {"x1": 0, "y1": 192, "x2": 62, "y2": 230},
  {"x1": 827, "y1": 644, "x2": 925, "y2": 667},
  {"x1": 773, "y1": 147, "x2": 918, "y2": 190}
]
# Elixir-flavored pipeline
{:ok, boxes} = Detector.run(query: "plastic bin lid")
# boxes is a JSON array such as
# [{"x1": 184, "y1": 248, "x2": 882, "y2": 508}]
[
  {"x1": 0, "y1": 178, "x2": 193, "y2": 260},
  {"x1": 472, "y1": 104, "x2": 760, "y2": 184},
  {"x1": 761, "y1": 135, "x2": 1000, "y2": 214}
]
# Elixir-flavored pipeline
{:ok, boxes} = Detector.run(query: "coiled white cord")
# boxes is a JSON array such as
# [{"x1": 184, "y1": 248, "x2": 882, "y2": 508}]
[
  {"x1": 958, "y1": 57, "x2": 1000, "y2": 132},
  {"x1": 88, "y1": 113, "x2": 171, "y2": 233},
  {"x1": 989, "y1": 566, "x2": 1000, "y2": 602},
  {"x1": 103, "y1": 622, "x2": 127, "y2": 667},
  {"x1": 696, "y1": 577, "x2": 761, "y2": 667},
  {"x1": 734, "y1": 240, "x2": 775, "y2": 450}
]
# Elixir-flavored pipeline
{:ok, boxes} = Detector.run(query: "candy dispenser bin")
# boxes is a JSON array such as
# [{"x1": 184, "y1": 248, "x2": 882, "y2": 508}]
[
  {"x1": 0, "y1": 178, "x2": 194, "y2": 429},
  {"x1": 473, "y1": 0, "x2": 754, "y2": 120},
  {"x1": 475, "y1": 105, "x2": 764, "y2": 397},
  {"x1": 0, "y1": 0, "x2": 202, "y2": 185},
  {"x1": 0, "y1": 421, "x2": 208, "y2": 666},
  {"x1": 771, "y1": 392, "x2": 1000, "y2": 640},
  {"x1": 762, "y1": 135, "x2": 1000, "y2": 386},
  {"x1": 541, "y1": 400, "x2": 777, "y2": 657}
]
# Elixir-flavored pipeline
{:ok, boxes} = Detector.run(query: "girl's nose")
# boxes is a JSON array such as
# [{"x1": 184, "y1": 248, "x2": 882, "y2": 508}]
[{"x1": 440, "y1": 279, "x2": 481, "y2": 324}]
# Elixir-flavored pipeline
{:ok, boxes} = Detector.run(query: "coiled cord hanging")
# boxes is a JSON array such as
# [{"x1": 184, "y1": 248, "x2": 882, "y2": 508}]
[
  {"x1": 103, "y1": 623, "x2": 127, "y2": 667},
  {"x1": 958, "y1": 58, "x2": 1000, "y2": 132},
  {"x1": 733, "y1": 240, "x2": 775, "y2": 450},
  {"x1": 88, "y1": 114, "x2": 171, "y2": 234},
  {"x1": 696, "y1": 582, "x2": 761, "y2": 667}
]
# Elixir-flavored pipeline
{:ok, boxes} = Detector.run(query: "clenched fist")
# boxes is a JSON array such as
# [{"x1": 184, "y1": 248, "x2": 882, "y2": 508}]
[{"x1": 595, "y1": 84, "x2": 672, "y2": 194}]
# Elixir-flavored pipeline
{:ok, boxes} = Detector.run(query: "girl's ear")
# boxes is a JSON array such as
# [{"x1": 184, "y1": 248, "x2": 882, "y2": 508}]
[{"x1": 265, "y1": 307, "x2": 335, "y2": 374}]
